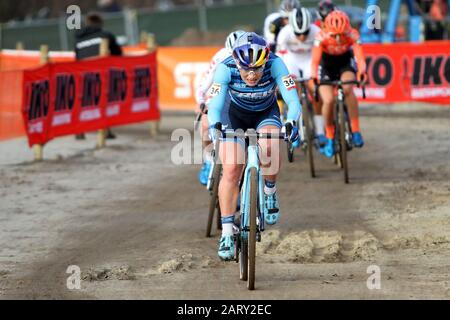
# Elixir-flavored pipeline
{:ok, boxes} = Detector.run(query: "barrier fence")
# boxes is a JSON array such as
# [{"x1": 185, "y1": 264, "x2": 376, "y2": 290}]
[
  {"x1": 0, "y1": 40, "x2": 449, "y2": 145},
  {"x1": 22, "y1": 52, "x2": 160, "y2": 148}
]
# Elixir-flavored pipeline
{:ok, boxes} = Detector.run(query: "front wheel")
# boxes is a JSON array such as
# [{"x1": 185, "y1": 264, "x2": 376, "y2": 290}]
[
  {"x1": 247, "y1": 167, "x2": 258, "y2": 290},
  {"x1": 338, "y1": 102, "x2": 349, "y2": 183},
  {"x1": 286, "y1": 140, "x2": 294, "y2": 163},
  {"x1": 206, "y1": 163, "x2": 222, "y2": 237}
]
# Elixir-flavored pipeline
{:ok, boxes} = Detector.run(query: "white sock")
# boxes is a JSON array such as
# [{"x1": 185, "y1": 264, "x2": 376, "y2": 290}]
[
  {"x1": 314, "y1": 115, "x2": 325, "y2": 136},
  {"x1": 222, "y1": 223, "x2": 234, "y2": 236},
  {"x1": 264, "y1": 185, "x2": 277, "y2": 195},
  {"x1": 221, "y1": 214, "x2": 235, "y2": 236}
]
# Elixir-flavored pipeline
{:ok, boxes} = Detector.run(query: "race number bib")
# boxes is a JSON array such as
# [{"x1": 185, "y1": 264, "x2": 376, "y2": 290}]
[
  {"x1": 282, "y1": 76, "x2": 296, "y2": 91},
  {"x1": 208, "y1": 83, "x2": 221, "y2": 97}
]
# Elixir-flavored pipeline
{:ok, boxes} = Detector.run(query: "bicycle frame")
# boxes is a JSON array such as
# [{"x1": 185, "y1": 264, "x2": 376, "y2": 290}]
[{"x1": 239, "y1": 134, "x2": 266, "y2": 239}]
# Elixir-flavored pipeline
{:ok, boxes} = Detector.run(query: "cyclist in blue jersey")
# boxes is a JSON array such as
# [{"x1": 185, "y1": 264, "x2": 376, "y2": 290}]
[{"x1": 207, "y1": 32, "x2": 302, "y2": 261}]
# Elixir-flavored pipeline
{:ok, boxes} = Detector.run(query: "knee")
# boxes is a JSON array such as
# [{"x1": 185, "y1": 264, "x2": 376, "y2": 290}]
[
  {"x1": 222, "y1": 166, "x2": 241, "y2": 184},
  {"x1": 343, "y1": 86, "x2": 354, "y2": 96},
  {"x1": 322, "y1": 98, "x2": 334, "y2": 109}
]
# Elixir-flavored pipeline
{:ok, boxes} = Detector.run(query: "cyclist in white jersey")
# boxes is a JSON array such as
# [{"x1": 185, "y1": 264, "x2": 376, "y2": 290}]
[
  {"x1": 276, "y1": 7, "x2": 326, "y2": 146},
  {"x1": 263, "y1": 0, "x2": 301, "y2": 52},
  {"x1": 196, "y1": 30, "x2": 246, "y2": 186}
]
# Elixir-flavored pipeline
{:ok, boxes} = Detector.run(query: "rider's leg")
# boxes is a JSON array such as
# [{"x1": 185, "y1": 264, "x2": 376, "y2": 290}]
[
  {"x1": 201, "y1": 112, "x2": 211, "y2": 150},
  {"x1": 319, "y1": 86, "x2": 335, "y2": 140},
  {"x1": 198, "y1": 112, "x2": 213, "y2": 185},
  {"x1": 218, "y1": 141, "x2": 245, "y2": 228},
  {"x1": 258, "y1": 125, "x2": 282, "y2": 225},
  {"x1": 307, "y1": 80, "x2": 326, "y2": 145},
  {"x1": 341, "y1": 71, "x2": 364, "y2": 147},
  {"x1": 319, "y1": 86, "x2": 337, "y2": 157},
  {"x1": 341, "y1": 71, "x2": 359, "y2": 131},
  {"x1": 217, "y1": 140, "x2": 244, "y2": 260},
  {"x1": 258, "y1": 125, "x2": 281, "y2": 181}
]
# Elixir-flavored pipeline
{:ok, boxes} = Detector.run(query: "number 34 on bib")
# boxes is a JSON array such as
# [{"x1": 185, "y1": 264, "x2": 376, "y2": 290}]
[{"x1": 282, "y1": 76, "x2": 296, "y2": 91}]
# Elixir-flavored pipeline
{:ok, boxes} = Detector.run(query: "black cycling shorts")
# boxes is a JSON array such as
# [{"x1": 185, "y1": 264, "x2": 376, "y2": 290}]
[
  {"x1": 221, "y1": 99, "x2": 282, "y2": 145},
  {"x1": 319, "y1": 51, "x2": 357, "y2": 82}
]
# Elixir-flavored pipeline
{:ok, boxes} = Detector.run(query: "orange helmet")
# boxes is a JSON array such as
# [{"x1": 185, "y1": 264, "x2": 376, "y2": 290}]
[{"x1": 324, "y1": 10, "x2": 350, "y2": 34}]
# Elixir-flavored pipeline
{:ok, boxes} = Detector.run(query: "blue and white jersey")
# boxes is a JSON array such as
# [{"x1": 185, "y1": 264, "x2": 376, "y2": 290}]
[{"x1": 207, "y1": 52, "x2": 301, "y2": 126}]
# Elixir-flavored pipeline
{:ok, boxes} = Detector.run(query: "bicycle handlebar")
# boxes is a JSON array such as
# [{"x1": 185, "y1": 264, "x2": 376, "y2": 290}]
[
  {"x1": 314, "y1": 80, "x2": 366, "y2": 101},
  {"x1": 221, "y1": 131, "x2": 286, "y2": 140}
]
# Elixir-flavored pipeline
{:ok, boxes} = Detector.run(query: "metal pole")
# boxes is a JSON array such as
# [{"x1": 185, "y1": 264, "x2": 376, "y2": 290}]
[
  {"x1": 198, "y1": 0, "x2": 208, "y2": 33},
  {"x1": 96, "y1": 39, "x2": 109, "y2": 149},
  {"x1": 124, "y1": 9, "x2": 139, "y2": 45},
  {"x1": 59, "y1": 17, "x2": 69, "y2": 51}
]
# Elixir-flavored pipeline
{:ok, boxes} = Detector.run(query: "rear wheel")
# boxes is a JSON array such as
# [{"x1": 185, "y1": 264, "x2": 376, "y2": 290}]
[
  {"x1": 206, "y1": 163, "x2": 222, "y2": 237},
  {"x1": 247, "y1": 168, "x2": 258, "y2": 290}
]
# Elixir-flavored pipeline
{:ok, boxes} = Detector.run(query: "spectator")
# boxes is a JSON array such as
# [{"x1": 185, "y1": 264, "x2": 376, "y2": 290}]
[
  {"x1": 415, "y1": 0, "x2": 448, "y2": 40},
  {"x1": 74, "y1": 12, "x2": 122, "y2": 140},
  {"x1": 427, "y1": 0, "x2": 448, "y2": 39}
]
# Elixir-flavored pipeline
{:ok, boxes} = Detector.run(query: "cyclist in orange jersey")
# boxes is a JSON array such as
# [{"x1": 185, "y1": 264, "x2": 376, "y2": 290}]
[{"x1": 311, "y1": 10, "x2": 367, "y2": 157}]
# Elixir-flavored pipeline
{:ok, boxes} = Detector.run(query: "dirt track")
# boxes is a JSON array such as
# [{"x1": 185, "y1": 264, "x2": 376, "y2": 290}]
[{"x1": 0, "y1": 103, "x2": 449, "y2": 299}]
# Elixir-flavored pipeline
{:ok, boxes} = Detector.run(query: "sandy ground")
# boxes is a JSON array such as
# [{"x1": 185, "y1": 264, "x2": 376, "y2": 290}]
[{"x1": 0, "y1": 103, "x2": 449, "y2": 300}]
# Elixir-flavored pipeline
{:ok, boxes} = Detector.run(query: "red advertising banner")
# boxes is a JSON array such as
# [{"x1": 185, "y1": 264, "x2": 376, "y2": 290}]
[
  {"x1": 22, "y1": 53, "x2": 159, "y2": 146},
  {"x1": 356, "y1": 41, "x2": 450, "y2": 104}
]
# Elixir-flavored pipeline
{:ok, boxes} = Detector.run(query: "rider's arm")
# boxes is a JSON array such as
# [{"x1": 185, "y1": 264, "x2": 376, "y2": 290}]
[
  {"x1": 195, "y1": 49, "x2": 224, "y2": 105},
  {"x1": 271, "y1": 57, "x2": 301, "y2": 123},
  {"x1": 207, "y1": 63, "x2": 231, "y2": 126},
  {"x1": 349, "y1": 29, "x2": 367, "y2": 74},
  {"x1": 264, "y1": 14, "x2": 277, "y2": 46},
  {"x1": 275, "y1": 26, "x2": 288, "y2": 57},
  {"x1": 311, "y1": 37, "x2": 323, "y2": 79}
]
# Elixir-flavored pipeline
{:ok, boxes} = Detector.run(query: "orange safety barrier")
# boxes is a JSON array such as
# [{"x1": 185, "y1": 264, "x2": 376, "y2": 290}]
[
  {"x1": 0, "y1": 70, "x2": 25, "y2": 141},
  {"x1": 157, "y1": 46, "x2": 220, "y2": 111}
]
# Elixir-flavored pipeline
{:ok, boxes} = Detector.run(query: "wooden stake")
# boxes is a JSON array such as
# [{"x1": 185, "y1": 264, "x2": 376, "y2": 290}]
[
  {"x1": 16, "y1": 42, "x2": 24, "y2": 50},
  {"x1": 96, "y1": 39, "x2": 110, "y2": 149},
  {"x1": 33, "y1": 45, "x2": 49, "y2": 161},
  {"x1": 146, "y1": 33, "x2": 159, "y2": 137}
]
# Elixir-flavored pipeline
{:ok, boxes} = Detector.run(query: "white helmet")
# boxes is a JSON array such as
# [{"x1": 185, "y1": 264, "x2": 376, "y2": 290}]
[
  {"x1": 279, "y1": 0, "x2": 301, "y2": 18},
  {"x1": 289, "y1": 7, "x2": 312, "y2": 35},
  {"x1": 225, "y1": 30, "x2": 246, "y2": 54}
]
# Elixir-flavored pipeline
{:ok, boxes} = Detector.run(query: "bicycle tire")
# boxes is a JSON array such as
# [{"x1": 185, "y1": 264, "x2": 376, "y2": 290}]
[
  {"x1": 303, "y1": 98, "x2": 316, "y2": 178},
  {"x1": 339, "y1": 102, "x2": 349, "y2": 183},
  {"x1": 247, "y1": 167, "x2": 257, "y2": 290},
  {"x1": 206, "y1": 163, "x2": 222, "y2": 237},
  {"x1": 287, "y1": 141, "x2": 294, "y2": 163},
  {"x1": 239, "y1": 237, "x2": 248, "y2": 281}
]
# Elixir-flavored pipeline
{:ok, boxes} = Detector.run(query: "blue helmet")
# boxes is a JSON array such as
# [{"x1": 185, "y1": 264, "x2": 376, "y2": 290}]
[{"x1": 232, "y1": 32, "x2": 270, "y2": 69}]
